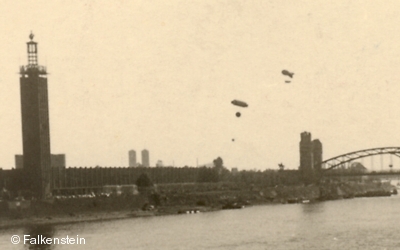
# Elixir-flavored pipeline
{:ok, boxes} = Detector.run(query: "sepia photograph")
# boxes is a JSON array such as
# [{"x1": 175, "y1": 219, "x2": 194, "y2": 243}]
[{"x1": 1, "y1": 1, "x2": 400, "y2": 249}]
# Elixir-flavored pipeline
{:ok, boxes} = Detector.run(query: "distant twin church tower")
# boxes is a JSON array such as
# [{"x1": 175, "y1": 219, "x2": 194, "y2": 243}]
[
  {"x1": 19, "y1": 33, "x2": 52, "y2": 199},
  {"x1": 129, "y1": 149, "x2": 150, "y2": 167}
]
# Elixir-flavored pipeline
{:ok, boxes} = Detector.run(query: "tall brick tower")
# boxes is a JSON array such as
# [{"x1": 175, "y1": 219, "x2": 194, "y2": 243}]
[
  {"x1": 299, "y1": 131, "x2": 312, "y2": 172},
  {"x1": 19, "y1": 33, "x2": 51, "y2": 199},
  {"x1": 299, "y1": 132, "x2": 323, "y2": 184}
]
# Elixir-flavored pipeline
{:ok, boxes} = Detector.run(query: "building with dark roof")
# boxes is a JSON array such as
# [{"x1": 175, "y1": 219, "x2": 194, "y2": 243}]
[{"x1": 15, "y1": 154, "x2": 65, "y2": 169}]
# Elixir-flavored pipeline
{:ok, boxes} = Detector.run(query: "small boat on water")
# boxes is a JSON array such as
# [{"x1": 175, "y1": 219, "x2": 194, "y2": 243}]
[
  {"x1": 222, "y1": 202, "x2": 244, "y2": 210},
  {"x1": 287, "y1": 198, "x2": 299, "y2": 204},
  {"x1": 178, "y1": 209, "x2": 200, "y2": 214}
]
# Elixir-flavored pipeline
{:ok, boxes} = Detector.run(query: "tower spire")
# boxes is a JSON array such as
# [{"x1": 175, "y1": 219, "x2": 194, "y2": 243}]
[{"x1": 20, "y1": 32, "x2": 47, "y2": 76}]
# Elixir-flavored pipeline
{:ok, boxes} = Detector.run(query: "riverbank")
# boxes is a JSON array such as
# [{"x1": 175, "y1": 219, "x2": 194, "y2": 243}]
[
  {"x1": 0, "y1": 203, "x2": 221, "y2": 230},
  {"x1": 0, "y1": 181, "x2": 396, "y2": 229}
]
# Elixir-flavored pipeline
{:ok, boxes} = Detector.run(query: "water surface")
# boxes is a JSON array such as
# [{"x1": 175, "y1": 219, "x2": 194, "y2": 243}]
[{"x1": 1, "y1": 195, "x2": 399, "y2": 249}]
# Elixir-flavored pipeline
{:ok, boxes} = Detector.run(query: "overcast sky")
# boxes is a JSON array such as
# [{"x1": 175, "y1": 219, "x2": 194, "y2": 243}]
[{"x1": 1, "y1": 1, "x2": 400, "y2": 170}]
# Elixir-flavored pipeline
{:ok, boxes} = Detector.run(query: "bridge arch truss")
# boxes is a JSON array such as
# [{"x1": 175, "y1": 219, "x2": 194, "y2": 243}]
[{"x1": 318, "y1": 147, "x2": 400, "y2": 171}]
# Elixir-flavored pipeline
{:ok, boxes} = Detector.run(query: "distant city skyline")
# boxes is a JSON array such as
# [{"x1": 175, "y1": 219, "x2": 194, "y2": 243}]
[{"x1": 1, "y1": 2, "x2": 400, "y2": 171}]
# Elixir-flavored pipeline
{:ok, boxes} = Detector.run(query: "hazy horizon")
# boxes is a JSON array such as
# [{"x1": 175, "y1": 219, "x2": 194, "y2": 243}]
[{"x1": 1, "y1": 1, "x2": 400, "y2": 171}]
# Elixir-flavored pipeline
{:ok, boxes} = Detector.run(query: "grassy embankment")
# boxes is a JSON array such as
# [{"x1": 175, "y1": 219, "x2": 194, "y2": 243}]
[{"x1": 0, "y1": 181, "x2": 396, "y2": 228}]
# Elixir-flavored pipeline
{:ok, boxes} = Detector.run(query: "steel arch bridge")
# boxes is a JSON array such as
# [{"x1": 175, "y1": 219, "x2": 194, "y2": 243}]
[{"x1": 316, "y1": 147, "x2": 400, "y2": 171}]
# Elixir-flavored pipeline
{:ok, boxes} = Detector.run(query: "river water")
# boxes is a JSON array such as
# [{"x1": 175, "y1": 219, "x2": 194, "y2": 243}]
[{"x1": 1, "y1": 195, "x2": 400, "y2": 249}]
